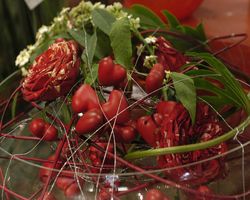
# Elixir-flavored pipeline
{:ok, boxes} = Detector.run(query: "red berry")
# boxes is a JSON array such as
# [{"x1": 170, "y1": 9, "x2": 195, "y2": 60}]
[
  {"x1": 29, "y1": 118, "x2": 46, "y2": 137},
  {"x1": 43, "y1": 123, "x2": 58, "y2": 141},
  {"x1": 98, "y1": 188, "x2": 111, "y2": 200},
  {"x1": 89, "y1": 153, "x2": 97, "y2": 161},
  {"x1": 44, "y1": 193, "x2": 57, "y2": 200},
  {"x1": 92, "y1": 159, "x2": 101, "y2": 167},
  {"x1": 195, "y1": 185, "x2": 212, "y2": 200},
  {"x1": 145, "y1": 189, "x2": 169, "y2": 200},
  {"x1": 56, "y1": 177, "x2": 75, "y2": 191},
  {"x1": 39, "y1": 155, "x2": 61, "y2": 183},
  {"x1": 64, "y1": 182, "x2": 81, "y2": 198},
  {"x1": 198, "y1": 185, "x2": 212, "y2": 193}
]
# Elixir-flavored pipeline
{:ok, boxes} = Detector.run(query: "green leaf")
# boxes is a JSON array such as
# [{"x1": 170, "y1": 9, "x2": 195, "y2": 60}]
[
  {"x1": 68, "y1": 29, "x2": 85, "y2": 47},
  {"x1": 110, "y1": 18, "x2": 132, "y2": 69},
  {"x1": 60, "y1": 102, "x2": 71, "y2": 124},
  {"x1": 95, "y1": 29, "x2": 112, "y2": 59},
  {"x1": 83, "y1": 29, "x2": 97, "y2": 66},
  {"x1": 0, "y1": 70, "x2": 21, "y2": 94},
  {"x1": 171, "y1": 72, "x2": 196, "y2": 123},
  {"x1": 162, "y1": 10, "x2": 180, "y2": 30},
  {"x1": 187, "y1": 52, "x2": 250, "y2": 114},
  {"x1": 11, "y1": 92, "x2": 18, "y2": 118},
  {"x1": 128, "y1": 5, "x2": 166, "y2": 29},
  {"x1": 91, "y1": 8, "x2": 116, "y2": 35},
  {"x1": 193, "y1": 78, "x2": 236, "y2": 107},
  {"x1": 84, "y1": 63, "x2": 98, "y2": 85},
  {"x1": 195, "y1": 23, "x2": 207, "y2": 41}
]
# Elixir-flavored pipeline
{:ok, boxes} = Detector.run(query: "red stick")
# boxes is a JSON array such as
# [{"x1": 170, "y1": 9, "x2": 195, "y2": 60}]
[
  {"x1": 0, "y1": 85, "x2": 22, "y2": 132},
  {"x1": 84, "y1": 136, "x2": 250, "y2": 200},
  {"x1": 0, "y1": 168, "x2": 10, "y2": 200},
  {"x1": 0, "y1": 184, "x2": 28, "y2": 200},
  {"x1": 38, "y1": 116, "x2": 76, "y2": 200}
]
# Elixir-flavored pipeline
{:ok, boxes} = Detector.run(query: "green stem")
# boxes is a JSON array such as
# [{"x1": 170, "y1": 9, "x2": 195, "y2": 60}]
[
  {"x1": 124, "y1": 115, "x2": 250, "y2": 160},
  {"x1": 132, "y1": 28, "x2": 153, "y2": 55}
]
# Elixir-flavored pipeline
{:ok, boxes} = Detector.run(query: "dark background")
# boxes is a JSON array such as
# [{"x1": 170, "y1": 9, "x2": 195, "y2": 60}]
[{"x1": 0, "y1": 0, "x2": 110, "y2": 81}]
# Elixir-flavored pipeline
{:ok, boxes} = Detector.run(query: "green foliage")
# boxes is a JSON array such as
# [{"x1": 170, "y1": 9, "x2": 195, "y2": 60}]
[
  {"x1": 0, "y1": 0, "x2": 65, "y2": 80},
  {"x1": 68, "y1": 29, "x2": 85, "y2": 47},
  {"x1": 110, "y1": 18, "x2": 132, "y2": 69},
  {"x1": 171, "y1": 72, "x2": 196, "y2": 123},
  {"x1": 128, "y1": 4, "x2": 166, "y2": 29},
  {"x1": 95, "y1": 29, "x2": 112, "y2": 59},
  {"x1": 187, "y1": 52, "x2": 250, "y2": 113},
  {"x1": 91, "y1": 8, "x2": 116, "y2": 35},
  {"x1": 84, "y1": 63, "x2": 99, "y2": 86},
  {"x1": 84, "y1": 29, "x2": 97, "y2": 66}
]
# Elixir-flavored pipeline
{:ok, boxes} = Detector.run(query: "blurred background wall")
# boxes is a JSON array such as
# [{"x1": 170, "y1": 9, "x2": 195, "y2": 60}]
[{"x1": 0, "y1": 0, "x2": 109, "y2": 81}]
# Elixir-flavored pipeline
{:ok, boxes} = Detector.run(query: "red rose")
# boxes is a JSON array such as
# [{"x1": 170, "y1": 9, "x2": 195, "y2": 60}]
[
  {"x1": 156, "y1": 101, "x2": 227, "y2": 184},
  {"x1": 155, "y1": 37, "x2": 187, "y2": 71},
  {"x1": 22, "y1": 39, "x2": 80, "y2": 101}
]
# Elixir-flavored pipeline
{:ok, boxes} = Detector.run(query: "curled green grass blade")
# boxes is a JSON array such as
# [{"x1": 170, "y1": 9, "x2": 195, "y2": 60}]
[{"x1": 124, "y1": 115, "x2": 250, "y2": 160}]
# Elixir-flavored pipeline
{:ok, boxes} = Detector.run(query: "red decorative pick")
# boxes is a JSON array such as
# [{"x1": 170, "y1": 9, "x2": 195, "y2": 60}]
[
  {"x1": 136, "y1": 115, "x2": 158, "y2": 147},
  {"x1": 98, "y1": 56, "x2": 127, "y2": 87},
  {"x1": 145, "y1": 63, "x2": 165, "y2": 94},
  {"x1": 114, "y1": 125, "x2": 136, "y2": 143},
  {"x1": 75, "y1": 108, "x2": 103, "y2": 135},
  {"x1": 102, "y1": 90, "x2": 130, "y2": 124},
  {"x1": 72, "y1": 84, "x2": 100, "y2": 113}
]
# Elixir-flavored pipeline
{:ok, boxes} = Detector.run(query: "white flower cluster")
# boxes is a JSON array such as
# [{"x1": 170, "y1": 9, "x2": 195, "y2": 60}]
[
  {"x1": 15, "y1": 7, "x2": 71, "y2": 70},
  {"x1": 143, "y1": 55, "x2": 157, "y2": 68},
  {"x1": 145, "y1": 36, "x2": 157, "y2": 44},
  {"x1": 15, "y1": 1, "x2": 141, "y2": 73}
]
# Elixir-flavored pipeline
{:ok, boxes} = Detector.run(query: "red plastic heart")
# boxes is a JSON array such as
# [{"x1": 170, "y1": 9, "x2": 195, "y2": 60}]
[{"x1": 72, "y1": 84, "x2": 100, "y2": 113}]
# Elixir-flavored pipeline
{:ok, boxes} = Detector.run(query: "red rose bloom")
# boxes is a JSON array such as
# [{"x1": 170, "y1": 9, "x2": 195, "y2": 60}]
[
  {"x1": 155, "y1": 37, "x2": 187, "y2": 71},
  {"x1": 22, "y1": 39, "x2": 80, "y2": 101},
  {"x1": 157, "y1": 101, "x2": 227, "y2": 184}
]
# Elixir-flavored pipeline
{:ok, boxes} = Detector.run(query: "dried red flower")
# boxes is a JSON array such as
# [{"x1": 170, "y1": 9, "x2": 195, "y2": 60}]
[
  {"x1": 157, "y1": 101, "x2": 227, "y2": 184},
  {"x1": 22, "y1": 39, "x2": 80, "y2": 101},
  {"x1": 155, "y1": 37, "x2": 187, "y2": 71}
]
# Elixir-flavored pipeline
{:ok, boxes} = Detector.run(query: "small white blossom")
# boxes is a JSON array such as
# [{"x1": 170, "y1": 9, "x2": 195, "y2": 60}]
[
  {"x1": 106, "y1": 2, "x2": 123, "y2": 12},
  {"x1": 129, "y1": 16, "x2": 140, "y2": 29},
  {"x1": 60, "y1": 7, "x2": 70, "y2": 15},
  {"x1": 21, "y1": 67, "x2": 28, "y2": 76},
  {"x1": 113, "y1": 2, "x2": 123, "y2": 10},
  {"x1": 15, "y1": 49, "x2": 30, "y2": 67},
  {"x1": 136, "y1": 44, "x2": 144, "y2": 56},
  {"x1": 93, "y1": 2, "x2": 105, "y2": 9},
  {"x1": 145, "y1": 36, "x2": 157, "y2": 44},
  {"x1": 144, "y1": 55, "x2": 157, "y2": 68}
]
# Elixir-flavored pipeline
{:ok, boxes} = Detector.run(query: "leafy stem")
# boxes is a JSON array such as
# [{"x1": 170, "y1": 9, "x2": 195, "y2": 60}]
[
  {"x1": 124, "y1": 115, "x2": 250, "y2": 160},
  {"x1": 132, "y1": 27, "x2": 153, "y2": 55}
]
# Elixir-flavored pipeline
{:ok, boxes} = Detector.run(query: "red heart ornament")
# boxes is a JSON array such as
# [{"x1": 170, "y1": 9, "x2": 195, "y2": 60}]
[
  {"x1": 56, "y1": 177, "x2": 75, "y2": 191},
  {"x1": 71, "y1": 84, "x2": 100, "y2": 113},
  {"x1": 98, "y1": 56, "x2": 127, "y2": 87},
  {"x1": 145, "y1": 63, "x2": 165, "y2": 94},
  {"x1": 136, "y1": 116, "x2": 158, "y2": 147},
  {"x1": 114, "y1": 125, "x2": 136, "y2": 143},
  {"x1": 75, "y1": 108, "x2": 103, "y2": 135},
  {"x1": 102, "y1": 90, "x2": 130, "y2": 124}
]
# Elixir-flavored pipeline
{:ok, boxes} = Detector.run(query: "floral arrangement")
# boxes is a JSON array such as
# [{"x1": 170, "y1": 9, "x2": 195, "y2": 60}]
[{"x1": 1, "y1": 1, "x2": 250, "y2": 200}]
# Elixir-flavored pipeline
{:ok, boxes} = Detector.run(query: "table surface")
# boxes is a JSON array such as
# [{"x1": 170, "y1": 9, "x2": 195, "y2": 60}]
[
  {"x1": 184, "y1": 0, "x2": 250, "y2": 75},
  {"x1": 186, "y1": 0, "x2": 250, "y2": 44}
]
